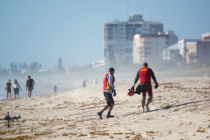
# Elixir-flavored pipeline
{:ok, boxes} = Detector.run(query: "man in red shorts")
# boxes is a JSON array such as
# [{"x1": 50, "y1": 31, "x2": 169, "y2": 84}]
[{"x1": 132, "y1": 62, "x2": 158, "y2": 112}]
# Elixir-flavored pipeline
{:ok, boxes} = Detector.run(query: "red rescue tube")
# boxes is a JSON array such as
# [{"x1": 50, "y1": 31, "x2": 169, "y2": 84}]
[{"x1": 128, "y1": 89, "x2": 135, "y2": 96}]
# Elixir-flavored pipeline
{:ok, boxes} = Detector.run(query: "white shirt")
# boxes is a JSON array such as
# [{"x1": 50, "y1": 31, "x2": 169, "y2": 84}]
[
  {"x1": 13, "y1": 83, "x2": 20, "y2": 88},
  {"x1": 93, "y1": 79, "x2": 97, "y2": 85}
]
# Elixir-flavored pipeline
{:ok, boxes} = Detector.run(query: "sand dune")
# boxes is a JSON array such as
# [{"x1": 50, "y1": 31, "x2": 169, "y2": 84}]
[{"x1": 0, "y1": 77, "x2": 210, "y2": 140}]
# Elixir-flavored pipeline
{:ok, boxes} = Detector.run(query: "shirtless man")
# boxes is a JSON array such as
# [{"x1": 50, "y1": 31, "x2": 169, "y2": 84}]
[
  {"x1": 132, "y1": 62, "x2": 158, "y2": 112},
  {"x1": 26, "y1": 76, "x2": 35, "y2": 98},
  {"x1": 6, "y1": 79, "x2": 12, "y2": 99}
]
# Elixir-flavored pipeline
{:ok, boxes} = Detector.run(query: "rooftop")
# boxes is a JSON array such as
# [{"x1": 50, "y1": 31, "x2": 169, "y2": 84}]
[
  {"x1": 166, "y1": 43, "x2": 179, "y2": 50},
  {"x1": 186, "y1": 41, "x2": 210, "y2": 45},
  {"x1": 136, "y1": 34, "x2": 168, "y2": 38},
  {"x1": 202, "y1": 32, "x2": 210, "y2": 37},
  {"x1": 179, "y1": 39, "x2": 201, "y2": 41}
]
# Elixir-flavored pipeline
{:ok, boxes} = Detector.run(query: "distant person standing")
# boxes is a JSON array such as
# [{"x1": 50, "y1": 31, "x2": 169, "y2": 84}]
[
  {"x1": 6, "y1": 79, "x2": 12, "y2": 99},
  {"x1": 82, "y1": 80, "x2": 86, "y2": 88},
  {"x1": 93, "y1": 78, "x2": 98, "y2": 85},
  {"x1": 26, "y1": 76, "x2": 35, "y2": 98},
  {"x1": 13, "y1": 79, "x2": 22, "y2": 99},
  {"x1": 54, "y1": 85, "x2": 57, "y2": 93}
]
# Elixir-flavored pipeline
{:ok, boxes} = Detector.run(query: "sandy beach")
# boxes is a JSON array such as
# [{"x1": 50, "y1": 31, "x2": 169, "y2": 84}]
[{"x1": 0, "y1": 77, "x2": 210, "y2": 140}]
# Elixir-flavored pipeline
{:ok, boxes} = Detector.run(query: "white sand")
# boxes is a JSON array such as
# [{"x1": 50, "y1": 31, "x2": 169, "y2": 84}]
[{"x1": 0, "y1": 77, "x2": 210, "y2": 140}]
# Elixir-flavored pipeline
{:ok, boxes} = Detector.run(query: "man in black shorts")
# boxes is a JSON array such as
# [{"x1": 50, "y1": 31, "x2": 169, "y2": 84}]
[
  {"x1": 97, "y1": 68, "x2": 116, "y2": 119},
  {"x1": 26, "y1": 76, "x2": 35, "y2": 98},
  {"x1": 6, "y1": 79, "x2": 12, "y2": 99}
]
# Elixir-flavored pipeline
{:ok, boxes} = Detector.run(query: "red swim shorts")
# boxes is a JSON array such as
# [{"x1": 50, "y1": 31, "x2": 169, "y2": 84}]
[{"x1": 141, "y1": 82, "x2": 153, "y2": 97}]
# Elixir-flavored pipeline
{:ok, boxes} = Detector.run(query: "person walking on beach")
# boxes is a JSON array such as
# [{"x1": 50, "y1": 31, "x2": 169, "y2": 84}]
[
  {"x1": 26, "y1": 76, "x2": 35, "y2": 98},
  {"x1": 6, "y1": 79, "x2": 12, "y2": 99},
  {"x1": 54, "y1": 85, "x2": 57, "y2": 93},
  {"x1": 82, "y1": 80, "x2": 86, "y2": 88},
  {"x1": 132, "y1": 63, "x2": 158, "y2": 112},
  {"x1": 93, "y1": 78, "x2": 98, "y2": 85},
  {"x1": 13, "y1": 79, "x2": 22, "y2": 99},
  {"x1": 97, "y1": 68, "x2": 116, "y2": 119}
]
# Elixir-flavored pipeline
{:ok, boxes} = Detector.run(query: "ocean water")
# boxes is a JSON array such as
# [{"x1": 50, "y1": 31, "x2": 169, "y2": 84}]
[
  {"x1": 0, "y1": 81, "x2": 59, "y2": 100},
  {"x1": 0, "y1": 88, "x2": 54, "y2": 100},
  {"x1": 0, "y1": 73, "x2": 98, "y2": 100}
]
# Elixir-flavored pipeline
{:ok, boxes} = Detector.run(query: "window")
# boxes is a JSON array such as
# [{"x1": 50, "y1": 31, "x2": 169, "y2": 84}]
[
  {"x1": 145, "y1": 47, "x2": 151, "y2": 50},
  {"x1": 135, "y1": 25, "x2": 141, "y2": 28},
  {"x1": 145, "y1": 52, "x2": 151, "y2": 55},
  {"x1": 107, "y1": 45, "x2": 113, "y2": 49},
  {"x1": 125, "y1": 49, "x2": 132, "y2": 53}
]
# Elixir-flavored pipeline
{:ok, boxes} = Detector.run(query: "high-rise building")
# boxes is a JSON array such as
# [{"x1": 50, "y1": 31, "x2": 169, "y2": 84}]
[
  {"x1": 133, "y1": 31, "x2": 178, "y2": 64},
  {"x1": 103, "y1": 14, "x2": 163, "y2": 66}
]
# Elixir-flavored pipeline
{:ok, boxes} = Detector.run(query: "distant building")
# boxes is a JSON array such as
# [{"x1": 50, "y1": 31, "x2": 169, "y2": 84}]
[
  {"x1": 104, "y1": 14, "x2": 163, "y2": 66},
  {"x1": 202, "y1": 32, "x2": 210, "y2": 41},
  {"x1": 133, "y1": 31, "x2": 178, "y2": 64},
  {"x1": 91, "y1": 60, "x2": 104, "y2": 69},
  {"x1": 178, "y1": 39, "x2": 201, "y2": 59},
  {"x1": 38, "y1": 69, "x2": 49, "y2": 72},
  {"x1": 162, "y1": 43, "x2": 179, "y2": 60},
  {"x1": 186, "y1": 41, "x2": 210, "y2": 64}
]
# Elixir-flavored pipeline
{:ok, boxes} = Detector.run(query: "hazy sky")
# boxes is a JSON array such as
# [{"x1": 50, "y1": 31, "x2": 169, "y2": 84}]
[{"x1": 0, "y1": 0, "x2": 210, "y2": 69}]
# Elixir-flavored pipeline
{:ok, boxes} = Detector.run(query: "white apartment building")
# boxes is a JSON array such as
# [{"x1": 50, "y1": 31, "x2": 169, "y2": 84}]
[
  {"x1": 133, "y1": 31, "x2": 178, "y2": 64},
  {"x1": 91, "y1": 60, "x2": 104, "y2": 69},
  {"x1": 104, "y1": 14, "x2": 163, "y2": 66}
]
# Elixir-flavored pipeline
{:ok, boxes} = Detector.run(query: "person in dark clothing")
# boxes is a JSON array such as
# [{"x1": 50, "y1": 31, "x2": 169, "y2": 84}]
[
  {"x1": 26, "y1": 76, "x2": 35, "y2": 98},
  {"x1": 54, "y1": 85, "x2": 57, "y2": 93},
  {"x1": 82, "y1": 80, "x2": 86, "y2": 88},
  {"x1": 132, "y1": 62, "x2": 158, "y2": 112},
  {"x1": 6, "y1": 79, "x2": 12, "y2": 99}
]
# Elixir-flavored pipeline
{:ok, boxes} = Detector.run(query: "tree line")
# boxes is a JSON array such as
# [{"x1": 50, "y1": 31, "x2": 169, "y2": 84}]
[{"x1": 0, "y1": 62, "x2": 42, "y2": 74}]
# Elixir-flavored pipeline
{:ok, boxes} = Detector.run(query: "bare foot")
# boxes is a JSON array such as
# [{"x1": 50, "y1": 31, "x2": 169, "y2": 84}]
[
  {"x1": 146, "y1": 105, "x2": 149, "y2": 112},
  {"x1": 142, "y1": 107, "x2": 145, "y2": 113}
]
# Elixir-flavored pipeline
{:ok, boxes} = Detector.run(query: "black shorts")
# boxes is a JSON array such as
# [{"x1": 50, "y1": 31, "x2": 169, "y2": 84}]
[
  {"x1": 28, "y1": 87, "x2": 33, "y2": 92},
  {"x1": 104, "y1": 92, "x2": 114, "y2": 106}
]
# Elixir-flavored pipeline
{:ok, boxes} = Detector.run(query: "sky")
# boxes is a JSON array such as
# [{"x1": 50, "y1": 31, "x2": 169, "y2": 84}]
[{"x1": 0, "y1": 0, "x2": 210, "y2": 69}]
